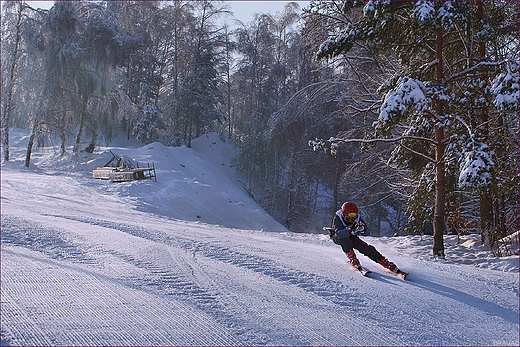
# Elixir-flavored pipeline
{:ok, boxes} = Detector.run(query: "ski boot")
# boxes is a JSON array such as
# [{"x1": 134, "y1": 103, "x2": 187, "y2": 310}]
[
  {"x1": 346, "y1": 250, "x2": 371, "y2": 276},
  {"x1": 379, "y1": 256, "x2": 408, "y2": 280}
]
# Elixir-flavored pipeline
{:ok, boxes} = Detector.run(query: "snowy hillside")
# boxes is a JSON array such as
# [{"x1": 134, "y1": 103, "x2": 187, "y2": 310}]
[
  {"x1": 5, "y1": 130, "x2": 285, "y2": 232},
  {"x1": 1, "y1": 129, "x2": 519, "y2": 346}
]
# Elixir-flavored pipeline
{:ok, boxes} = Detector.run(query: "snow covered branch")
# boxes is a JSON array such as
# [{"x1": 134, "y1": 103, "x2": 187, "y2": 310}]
[
  {"x1": 443, "y1": 61, "x2": 500, "y2": 84},
  {"x1": 491, "y1": 59, "x2": 519, "y2": 111},
  {"x1": 309, "y1": 135, "x2": 437, "y2": 162}
]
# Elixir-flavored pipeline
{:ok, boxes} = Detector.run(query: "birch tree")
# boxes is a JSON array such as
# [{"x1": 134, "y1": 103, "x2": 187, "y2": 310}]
[{"x1": 1, "y1": 1, "x2": 33, "y2": 161}]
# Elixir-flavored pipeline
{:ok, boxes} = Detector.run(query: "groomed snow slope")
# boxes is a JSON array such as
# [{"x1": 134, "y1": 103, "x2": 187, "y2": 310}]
[{"x1": 1, "y1": 130, "x2": 518, "y2": 346}]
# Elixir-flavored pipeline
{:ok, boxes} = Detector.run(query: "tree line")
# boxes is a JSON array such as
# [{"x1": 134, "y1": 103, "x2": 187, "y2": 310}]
[
  {"x1": 2, "y1": 1, "x2": 518, "y2": 257},
  {"x1": 308, "y1": 0, "x2": 519, "y2": 257}
]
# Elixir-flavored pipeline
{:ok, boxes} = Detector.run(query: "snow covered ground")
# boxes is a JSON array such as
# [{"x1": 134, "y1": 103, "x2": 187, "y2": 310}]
[{"x1": 1, "y1": 129, "x2": 519, "y2": 346}]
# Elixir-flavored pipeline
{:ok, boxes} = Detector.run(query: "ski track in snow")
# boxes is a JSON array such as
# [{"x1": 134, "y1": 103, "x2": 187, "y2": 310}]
[
  {"x1": 1, "y1": 213, "x2": 384, "y2": 346},
  {"x1": 1, "y1": 131, "x2": 519, "y2": 346}
]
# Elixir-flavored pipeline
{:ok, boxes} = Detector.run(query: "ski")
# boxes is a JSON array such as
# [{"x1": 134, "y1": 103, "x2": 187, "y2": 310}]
[
  {"x1": 357, "y1": 267, "x2": 372, "y2": 276},
  {"x1": 395, "y1": 271, "x2": 409, "y2": 280}
]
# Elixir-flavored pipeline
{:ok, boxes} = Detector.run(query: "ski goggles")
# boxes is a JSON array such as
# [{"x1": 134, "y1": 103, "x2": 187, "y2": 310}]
[{"x1": 344, "y1": 212, "x2": 357, "y2": 220}]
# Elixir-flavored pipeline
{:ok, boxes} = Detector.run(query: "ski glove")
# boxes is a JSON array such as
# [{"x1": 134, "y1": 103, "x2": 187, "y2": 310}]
[
  {"x1": 350, "y1": 222, "x2": 366, "y2": 236},
  {"x1": 335, "y1": 228, "x2": 350, "y2": 238},
  {"x1": 348, "y1": 225, "x2": 360, "y2": 235},
  {"x1": 333, "y1": 222, "x2": 367, "y2": 238}
]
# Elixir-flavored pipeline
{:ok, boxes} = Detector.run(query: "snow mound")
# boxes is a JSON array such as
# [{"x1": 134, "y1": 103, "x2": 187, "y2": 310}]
[{"x1": 113, "y1": 137, "x2": 284, "y2": 231}]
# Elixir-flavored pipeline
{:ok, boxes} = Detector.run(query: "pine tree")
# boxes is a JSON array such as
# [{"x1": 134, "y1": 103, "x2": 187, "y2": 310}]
[
  {"x1": 174, "y1": 1, "x2": 226, "y2": 147},
  {"x1": 132, "y1": 104, "x2": 165, "y2": 144}
]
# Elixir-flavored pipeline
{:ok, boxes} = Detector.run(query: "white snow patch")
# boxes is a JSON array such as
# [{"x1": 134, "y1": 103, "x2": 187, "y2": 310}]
[{"x1": 378, "y1": 77, "x2": 428, "y2": 126}]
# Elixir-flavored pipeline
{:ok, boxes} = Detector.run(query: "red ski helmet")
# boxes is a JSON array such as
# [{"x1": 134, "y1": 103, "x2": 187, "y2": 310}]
[{"x1": 341, "y1": 202, "x2": 358, "y2": 220}]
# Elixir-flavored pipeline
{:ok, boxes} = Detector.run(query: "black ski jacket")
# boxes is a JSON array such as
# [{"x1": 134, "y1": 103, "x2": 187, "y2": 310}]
[{"x1": 332, "y1": 210, "x2": 369, "y2": 236}]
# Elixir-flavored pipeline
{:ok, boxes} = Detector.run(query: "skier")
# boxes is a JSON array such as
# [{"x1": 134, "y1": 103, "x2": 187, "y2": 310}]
[{"x1": 329, "y1": 202, "x2": 407, "y2": 278}]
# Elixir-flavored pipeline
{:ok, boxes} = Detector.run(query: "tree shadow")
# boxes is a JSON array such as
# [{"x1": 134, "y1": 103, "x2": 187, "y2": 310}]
[{"x1": 406, "y1": 274, "x2": 519, "y2": 325}]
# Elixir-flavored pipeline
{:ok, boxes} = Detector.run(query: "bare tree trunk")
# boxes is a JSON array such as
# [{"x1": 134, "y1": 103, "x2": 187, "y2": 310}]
[
  {"x1": 225, "y1": 27, "x2": 232, "y2": 140},
  {"x1": 2, "y1": 109, "x2": 10, "y2": 161},
  {"x1": 376, "y1": 201, "x2": 382, "y2": 237},
  {"x1": 434, "y1": 126, "x2": 446, "y2": 257},
  {"x1": 56, "y1": 111, "x2": 66, "y2": 154},
  {"x1": 25, "y1": 124, "x2": 37, "y2": 168},
  {"x1": 74, "y1": 111, "x2": 85, "y2": 153},
  {"x1": 74, "y1": 97, "x2": 88, "y2": 153},
  {"x1": 480, "y1": 190, "x2": 495, "y2": 248},
  {"x1": 433, "y1": 24, "x2": 446, "y2": 258},
  {"x1": 60, "y1": 129, "x2": 66, "y2": 155},
  {"x1": 187, "y1": 120, "x2": 192, "y2": 148}
]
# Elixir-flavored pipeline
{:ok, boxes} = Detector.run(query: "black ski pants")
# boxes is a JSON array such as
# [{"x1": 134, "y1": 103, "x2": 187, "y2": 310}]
[{"x1": 337, "y1": 235, "x2": 382, "y2": 263}]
